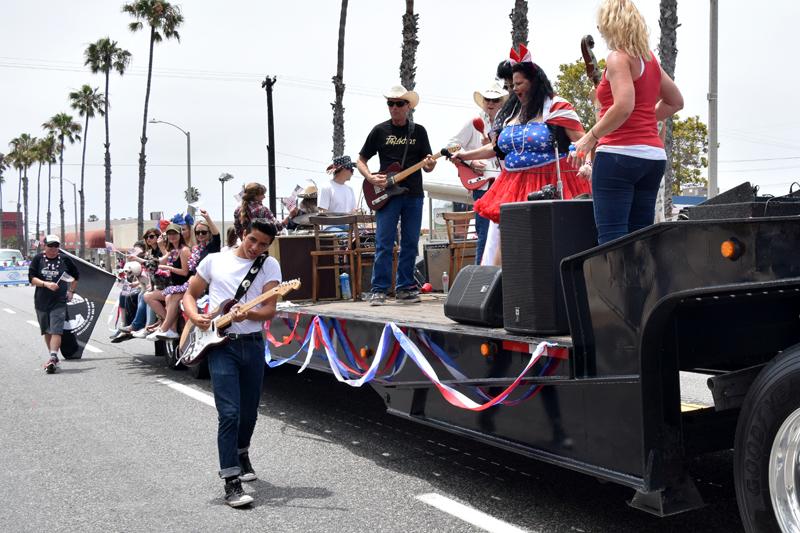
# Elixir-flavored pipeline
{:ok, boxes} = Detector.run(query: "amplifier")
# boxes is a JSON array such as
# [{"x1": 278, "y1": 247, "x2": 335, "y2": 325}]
[
  {"x1": 424, "y1": 242, "x2": 450, "y2": 291},
  {"x1": 501, "y1": 200, "x2": 596, "y2": 334},
  {"x1": 444, "y1": 265, "x2": 503, "y2": 327}
]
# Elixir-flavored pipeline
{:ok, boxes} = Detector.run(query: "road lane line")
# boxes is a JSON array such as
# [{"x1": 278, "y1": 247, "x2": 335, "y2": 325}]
[
  {"x1": 84, "y1": 344, "x2": 103, "y2": 353},
  {"x1": 416, "y1": 493, "x2": 529, "y2": 533},
  {"x1": 157, "y1": 378, "x2": 216, "y2": 408},
  {"x1": 26, "y1": 320, "x2": 39, "y2": 327},
  {"x1": 3, "y1": 308, "x2": 16, "y2": 314}
]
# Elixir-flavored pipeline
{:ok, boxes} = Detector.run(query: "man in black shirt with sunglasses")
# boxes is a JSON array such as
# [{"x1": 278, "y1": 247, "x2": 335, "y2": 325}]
[{"x1": 357, "y1": 85, "x2": 435, "y2": 306}]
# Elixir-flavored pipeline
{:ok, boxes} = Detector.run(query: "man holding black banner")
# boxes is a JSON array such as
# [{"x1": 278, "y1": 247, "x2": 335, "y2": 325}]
[
  {"x1": 28, "y1": 234, "x2": 79, "y2": 373},
  {"x1": 183, "y1": 218, "x2": 281, "y2": 508}
]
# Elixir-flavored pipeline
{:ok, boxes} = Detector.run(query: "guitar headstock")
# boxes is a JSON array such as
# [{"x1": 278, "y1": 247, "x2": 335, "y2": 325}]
[
  {"x1": 440, "y1": 144, "x2": 461, "y2": 159},
  {"x1": 276, "y1": 279, "x2": 301, "y2": 295}
]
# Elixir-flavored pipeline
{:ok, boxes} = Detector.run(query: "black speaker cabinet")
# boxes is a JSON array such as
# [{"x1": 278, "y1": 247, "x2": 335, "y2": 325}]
[
  {"x1": 444, "y1": 265, "x2": 503, "y2": 327},
  {"x1": 500, "y1": 200, "x2": 596, "y2": 334}
]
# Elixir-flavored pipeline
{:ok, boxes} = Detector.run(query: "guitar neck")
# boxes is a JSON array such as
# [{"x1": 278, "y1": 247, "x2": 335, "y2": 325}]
[
  {"x1": 215, "y1": 282, "x2": 295, "y2": 329},
  {"x1": 388, "y1": 150, "x2": 446, "y2": 185}
]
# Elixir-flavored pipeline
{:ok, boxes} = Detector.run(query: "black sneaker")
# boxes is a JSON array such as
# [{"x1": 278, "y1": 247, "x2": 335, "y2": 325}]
[
  {"x1": 224, "y1": 478, "x2": 253, "y2": 508},
  {"x1": 239, "y1": 452, "x2": 257, "y2": 482},
  {"x1": 44, "y1": 355, "x2": 58, "y2": 374},
  {"x1": 368, "y1": 292, "x2": 386, "y2": 307},
  {"x1": 395, "y1": 289, "x2": 421, "y2": 304}
]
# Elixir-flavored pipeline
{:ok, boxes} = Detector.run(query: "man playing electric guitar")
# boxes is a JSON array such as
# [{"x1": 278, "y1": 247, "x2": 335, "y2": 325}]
[
  {"x1": 356, "y1": 85, "x2": 436, "y2": 306},
  {"x1": 182, "y1": 218, "x2": 281, "y2": 508}
]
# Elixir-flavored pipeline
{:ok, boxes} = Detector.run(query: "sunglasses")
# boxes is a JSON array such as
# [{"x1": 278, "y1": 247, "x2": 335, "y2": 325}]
[
  {"x1": 46, "y1": 243, "x2": 59, "y2": 248},
  {"x1": 195, "y1": 230, "x2": 209, "y2": 236},
  {"x1": 386, "y1": 100, "x2": 408, "y2": 108},
  {"x1": 485, "y1": 98, "x2": 501, "y2": 104},
  {"x1": 145, "y1": 234, "x2": 158, "y2": 239}
]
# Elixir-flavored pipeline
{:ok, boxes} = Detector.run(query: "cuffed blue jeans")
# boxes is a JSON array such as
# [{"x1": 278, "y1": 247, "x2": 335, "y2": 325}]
[
  {"x1": 208, "y1": 335, "x2": 265, "y2": 479},
  {"x1": 371, "y1": 195, "x2": 423, "y2": 293},
  {"x1": 592, "y1": 152, "x2": 666, "y2": 244},
  {"x1": 472, "y1": 189, "x2": 490, "y2": 264}
]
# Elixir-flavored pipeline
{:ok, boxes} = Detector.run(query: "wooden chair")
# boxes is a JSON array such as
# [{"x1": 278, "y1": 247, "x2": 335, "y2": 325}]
[
  {"x1": 352, "y1": 214, "x2": 399, "y2": 297},
  {"x1": 309, "y1": 214, "x2": 358, "y2": 302},
  {"x1": 442, "y1": 211, "x2": 478, "y2": 280}
]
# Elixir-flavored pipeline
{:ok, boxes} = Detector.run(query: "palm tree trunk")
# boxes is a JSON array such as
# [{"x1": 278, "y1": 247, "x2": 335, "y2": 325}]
[
  {"x1": 399, "y1": 0, "x2": 418, "y2": 119},
  {"x1": 59, "y1": 138, "x2": 65, "y2": 247},
  {"x1": 658, "y1": 0, "x2": 679, "y2": 219},
  {"x1": 510, "y1": 0, "x2": 529, "y2": 49},
  {"x1": 22, "y1": 168, "x2": 29, "y2": 257},
  {"x1": 35, "y1": 161, "x2": 41, "y2": 251},
  {"x1": 104, "y1": 68, "x2": 112, "y2": 242},
  {"x1": 16, "y1": 168, "x2": 22, "y2": 251},
  {"x1": 331, "y1": 0, "x2": 348, "y2": 157},
  {"x1": 47, "y1": 160, "x2": 52, "y2": 234},
  {"x1": 137, "y1": 27, "x2": 156, "y2": 238},
  {"x1": 79, "y1": 114, "x2": 89, "y2": 258}
]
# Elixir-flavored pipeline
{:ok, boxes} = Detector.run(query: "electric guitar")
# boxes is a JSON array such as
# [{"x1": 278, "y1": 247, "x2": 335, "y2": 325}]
[
  {"x1": 362, "y1": 145, "x2": 460, "y2": 211},
  {"x1": 178, "y1": 279, "x2": 301, "y2": 367},
  {"x1": 453, "y1": 158, "x2": 494, "y2": 191}
]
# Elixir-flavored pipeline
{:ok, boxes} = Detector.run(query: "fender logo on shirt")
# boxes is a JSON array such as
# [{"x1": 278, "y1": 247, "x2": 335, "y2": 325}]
[{"x1": 385, "y1": 135, "x2": 417, "y2": 146}]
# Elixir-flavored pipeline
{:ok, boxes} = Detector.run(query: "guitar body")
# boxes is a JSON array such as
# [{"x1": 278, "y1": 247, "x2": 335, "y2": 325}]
[
  {"x1": 362, "y1": 162, "x2": 408, "y2": 211},
  {"x1": 179, "y1": 299, "x2": 235, "y2": 367},
  {"x1": 454, "y1": 159, "x2": 493, "y2": 191}
]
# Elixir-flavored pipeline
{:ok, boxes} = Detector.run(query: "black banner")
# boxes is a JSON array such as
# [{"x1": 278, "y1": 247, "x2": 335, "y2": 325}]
[{"x1": 60, "y1": 251, "x2": 116, "y2": 359}]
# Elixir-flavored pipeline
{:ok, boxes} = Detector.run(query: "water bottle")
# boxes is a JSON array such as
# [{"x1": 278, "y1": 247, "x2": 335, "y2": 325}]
[
  {"x1": 442, "y1": 271, "x2": 449, "y2": 295},
  {"x1": 339, "y1": 272, "x2": 352, "y2": 300}
]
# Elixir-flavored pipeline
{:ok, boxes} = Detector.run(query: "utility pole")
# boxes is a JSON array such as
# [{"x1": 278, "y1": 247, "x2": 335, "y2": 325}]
[
  {"x1": 708, "y1": 0, "x2": 719, "y2": 198},
  {"x1": 262, "y1": 76, "x2": 277, "y2": 215}
]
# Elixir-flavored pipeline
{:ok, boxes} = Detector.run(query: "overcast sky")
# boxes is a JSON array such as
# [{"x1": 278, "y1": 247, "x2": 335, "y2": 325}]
[{"x1": 1, "y1": 0, "x2": 795, "y2": 229}]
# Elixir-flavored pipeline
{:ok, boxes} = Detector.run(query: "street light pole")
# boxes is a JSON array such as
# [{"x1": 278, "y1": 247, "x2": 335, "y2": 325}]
[
  {"x1": 218, "y1": 173, "x2": 234, "y2": 241},
  {"x1": 149, "y1": 118, "x2": 194, "y2": 214}
]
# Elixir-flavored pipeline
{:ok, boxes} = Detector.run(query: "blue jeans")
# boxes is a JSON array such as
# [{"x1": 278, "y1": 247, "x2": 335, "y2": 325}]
[
  {"x1": 472, "y1": 189, "x2": 490, "y2": 264},
  {"x1": 372, "y1": 195, "x2": 423, "y2": 293},
  {"x1": 592, "y1": 152, "x2": 666, "y2": 244},
  {"x1": 130, "y1": 291, "x2": 147, "y2": 331},
  {"x1": 208, "y1": 336, "x2": 266, "y2": 478}
]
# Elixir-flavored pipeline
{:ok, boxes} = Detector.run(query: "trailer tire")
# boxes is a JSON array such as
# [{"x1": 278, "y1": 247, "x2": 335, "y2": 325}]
[
  {"x1": 165, "y1": 339, "x2": 185, "y2": 370},
  {"x1": 187, "y1": 359, "x2": 209, "y2": 379},
  {"x1": 734, "y1": 347, "x2": 800, "y2": 532}
]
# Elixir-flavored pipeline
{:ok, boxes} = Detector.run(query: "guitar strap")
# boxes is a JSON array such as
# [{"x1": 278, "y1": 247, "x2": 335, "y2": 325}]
[
  {"x1": 232, "y1": 253, "x2": 267, "y2": 304},
  {"x1": 399, "y1": 120, "x2": 415, "y2": 169}
]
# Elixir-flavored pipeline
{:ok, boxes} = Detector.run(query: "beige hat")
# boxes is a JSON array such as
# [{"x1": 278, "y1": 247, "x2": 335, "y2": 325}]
[
  {"x1": 297, "y1": 184, "x2": 318, "y2": 199},
  {"x1": 473, "y1": 81, "x2": 509, "y2": 109},
  {"x1": 383, "y1": 85, "x2": 419, "y2": 109}
]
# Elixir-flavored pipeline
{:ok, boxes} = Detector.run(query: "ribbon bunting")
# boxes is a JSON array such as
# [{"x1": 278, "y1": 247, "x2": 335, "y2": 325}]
[{"x1": 265, "y1": 316, "x2": 561, "y2": 412}]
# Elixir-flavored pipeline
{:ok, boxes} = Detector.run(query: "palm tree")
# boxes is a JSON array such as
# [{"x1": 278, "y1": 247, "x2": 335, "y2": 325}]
[
  {"x1": 399, "y1": 0, "x2": 418, "y2": 120},
  {"x1": 510, "y1": 0, "x2": 528, "y2": 48},
  {"x1": 658, "y1": 0, "x2": 679, "y2": 219},
  {"x1": 331, "y1": 0, "x2": 349, "y2": 156},
  {"x1": 69, "y1": 85, "x2": 106, "y2": 258},
  {"x1": 38, "y1": 135, "x2": 57, "y2": 234},
  {"x1": 0, "y1": 153, "x2": 6, "y2": 247},
  {"x1": 42, "y1": 113, "x2": 82, "y2": 245},
  {"x1": 85, "y1": 38, "x2": 132, "y2": 242},
  {"x1": 9, "y1": 134, "x2": 36, "y2": 256},
  {"x1": 123, "y1": 0, "x2": 184, "y2": 237},
  {"x1": 5, "y1": 149, "x2": 24, "y2": 252}
]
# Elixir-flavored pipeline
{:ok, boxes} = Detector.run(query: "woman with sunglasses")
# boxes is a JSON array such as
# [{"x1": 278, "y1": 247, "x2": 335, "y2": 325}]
[
  {"x1": 147, "y1": 210, "x2": 220, "y2": 340},
  {"x1": 143, "y1": 223, "x2": 191, "y2": 340}
]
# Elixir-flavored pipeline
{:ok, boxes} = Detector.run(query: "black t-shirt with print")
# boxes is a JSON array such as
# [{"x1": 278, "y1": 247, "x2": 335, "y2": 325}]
[
  {"x1": 28, "y1": 251, "x2": 80, "y2": 311},
  {"x1": 359, "y1": 120, "x2": 433, "y2": 198}
]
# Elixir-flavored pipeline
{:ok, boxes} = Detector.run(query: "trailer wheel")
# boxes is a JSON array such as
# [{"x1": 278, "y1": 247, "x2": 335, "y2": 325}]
[
  {"x1": 165, "y1": 339, "x2": 185, "y2": 370},
  {"x1": 734, "y1": 348, "x2": 800, "y2": 532},
  {"x1": 187, "y1": 359, "x2": 209, "y2": 379}
]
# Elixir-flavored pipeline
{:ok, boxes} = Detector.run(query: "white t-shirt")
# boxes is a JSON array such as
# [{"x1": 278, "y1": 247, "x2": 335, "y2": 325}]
[
  {"x1": 194, "y1": 252, "x2": 282, "y2": 334},
  {"x1": 318, "y1": 179, "x2": 356, "y2": 213}
]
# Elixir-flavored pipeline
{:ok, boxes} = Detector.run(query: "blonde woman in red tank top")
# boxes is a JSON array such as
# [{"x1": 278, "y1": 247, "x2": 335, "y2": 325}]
[{"x1": 570, "y1": 0, "x2": 683, "y2": 244}]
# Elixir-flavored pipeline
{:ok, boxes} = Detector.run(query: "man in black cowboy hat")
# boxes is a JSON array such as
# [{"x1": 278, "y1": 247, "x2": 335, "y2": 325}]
[
  {"x1": 319, "y1": 155, "x2": 356, "y2": 214},
  {"x1": 356, "y1": 85, "x2": 436, "y2": 306}
]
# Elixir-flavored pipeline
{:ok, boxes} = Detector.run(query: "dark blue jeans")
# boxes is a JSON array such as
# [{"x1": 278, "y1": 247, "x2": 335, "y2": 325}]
[
  {"x1": 472, "y1": 189, "x2": 490, "y2": 264},
  {"x1": 592, "y1": 152, "x2": 666, "y2": 244},
  {"x1": 372, "y1": 195, "x2": 423, "y2": 293},
  {"x1": 208, "y1": 335, "x2": 265, "y2": 478},
  {"x1": 130, "y1": 291, "x2": 147, "y2": 330}
]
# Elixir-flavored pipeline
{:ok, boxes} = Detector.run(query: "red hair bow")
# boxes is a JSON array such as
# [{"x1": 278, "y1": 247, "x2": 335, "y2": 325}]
[{"x1": 509, "y1": 44, "x2": 533, "y2": 65}]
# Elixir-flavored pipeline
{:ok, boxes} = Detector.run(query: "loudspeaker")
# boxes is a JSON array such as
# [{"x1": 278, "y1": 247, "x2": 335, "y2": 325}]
[
  {"x1": 501, "y1": 200, "x2": 596, "y2": 334},
  {"x1": 424, "y1": 242, "x2": 450, "y2": 291},
  {"x1": 444, "y1": 265, "x2": 503, "y2": 327}
]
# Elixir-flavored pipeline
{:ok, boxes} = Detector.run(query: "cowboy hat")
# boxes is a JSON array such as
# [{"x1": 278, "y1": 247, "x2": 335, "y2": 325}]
[
  {"x1": 473, "y1": 80, "x2": 509, "y2": 109},
  {"x1": 297, "y1": 184, "x2": 318, "y2": 199},
  {"x1": 383, "y1": 85, "x2": 419, "y2": 109}
]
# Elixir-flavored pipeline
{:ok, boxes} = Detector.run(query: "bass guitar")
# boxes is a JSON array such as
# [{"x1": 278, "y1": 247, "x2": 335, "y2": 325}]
[
  {"x1": 178, "y1": 279, "x2": 301, "y2": 367},
  {"x1": 362, "y1": 145, "x2": 460, "y2": 211}
]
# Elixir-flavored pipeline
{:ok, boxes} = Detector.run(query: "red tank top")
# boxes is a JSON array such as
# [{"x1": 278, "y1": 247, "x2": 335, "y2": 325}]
[{"x1": 596, "y1": 51, "x2": 663, "y2": 148}]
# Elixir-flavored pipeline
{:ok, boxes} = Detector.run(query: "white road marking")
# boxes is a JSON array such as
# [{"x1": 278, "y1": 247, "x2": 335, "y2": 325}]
[
  {"x1": 157, "y1": 378, "x2": 216, "y2": 408},
  {"x1": 84, "y1": 344, "x2": 103, "y2": 353},
  {"x1": 416, "y1": 493, "x2": 529, "y2": 533},
  {"x1": 27, "y1": 320, "x2": 39, "y2": 327},
  {"x1": 3, "y1": 308, "x2": 16, "y2": 314}
]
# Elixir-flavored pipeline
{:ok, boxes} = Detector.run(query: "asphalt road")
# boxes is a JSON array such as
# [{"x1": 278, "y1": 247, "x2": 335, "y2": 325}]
[{"x1": 0, "y1": 285, "x2": 744, "y2": 532}]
